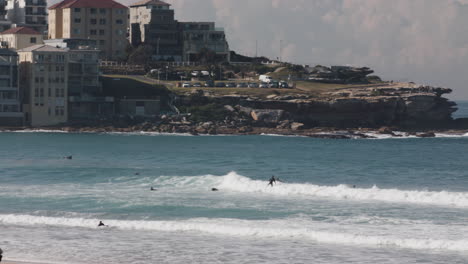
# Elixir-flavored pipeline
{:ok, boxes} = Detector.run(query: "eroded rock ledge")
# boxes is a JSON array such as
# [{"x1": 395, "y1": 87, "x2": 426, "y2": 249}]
[{"x1": 184, "y1": 82, "x2": 458, "y2": 129}]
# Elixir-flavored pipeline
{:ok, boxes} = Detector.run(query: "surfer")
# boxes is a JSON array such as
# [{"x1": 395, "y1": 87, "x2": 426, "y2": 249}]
[
  {"x1": 135, "y1": 172, "x2": 140, "y2": 176},
  {"x1": 150, "y1": 187, "x2": 156, "y2": 191},
  {"x1": 0, "y1": 247, "x2": 3, "y2": 262},
  {"x1": 211, "y1": 188, "x2": 219, "y2": 191},
  {"x1": 268, "y1": 175, "x2": 277, "y2": 187},
  {"x1": 98, "y1": 221, "x2": 106, "y2": 227},
  {"x1": 64, "y1": 155, "x2": 72, "y2": 160}
]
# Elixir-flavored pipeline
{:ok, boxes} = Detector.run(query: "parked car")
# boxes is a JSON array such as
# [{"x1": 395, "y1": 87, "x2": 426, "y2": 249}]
[
  {"x1": 182, "y1": 82, "x2": 192, "y2": 88},
  {"x1": 205, "y1": 80, "x2": 215, "y2": 87},
  {"x1": 192, "y1": 82, "x2": 202, "y2": 87},
  {"x1": 215, "y1": 82, "x2": 226, "y2": 87},
  {"x1": 236, "y1": 83, "x2": 248, "y2": 88},
  {"x1": 279, "y1": 81, "x2": 289, "y2": 88},
  {"x1": 248, "y1": 83, "x2": 259, "y2": 88},
  {"x1": 259, "y1": 82, "x2": 269, "y2": 88},
  {"x1": 226, "y1": 82, "x2": 236, "y2": 88},
  {"x1": 269, "y1": 82, "x2": 279, "y2": 88}
]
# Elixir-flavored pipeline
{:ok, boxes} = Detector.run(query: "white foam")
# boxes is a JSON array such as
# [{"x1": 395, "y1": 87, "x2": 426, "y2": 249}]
[
  {"x1": 1, "y1": 214, "x2": 466, "y2": 252},
  {"x1": 7, "y1": 129, "x2": 68, "y2": 133},
  {"x1": 214, "y1": 172, "x2": 468, "y2": 207}
]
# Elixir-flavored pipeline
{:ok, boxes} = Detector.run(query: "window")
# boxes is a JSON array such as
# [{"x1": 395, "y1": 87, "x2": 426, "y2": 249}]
[
  {"x1": 40, "y1": 88, "x2": 44, "y2": 97},
  {"x1": 99, "y1": 18, "x2": 106, "y2": 25},
  {"x1": 99, "y1": 40, "x2": 105, "y2": 46},
  {"x1": 48, "y1": 88, "x2": 51, "y2": 97},
  {"x1": 56, "y1": 55, "x2": 65, "y2": 62},
  {"x1": 30, "y1": 37, "x2": 36, "y2": 43},
  {"x1": 99, "y1": 29, "x2": 105, "y2": 35},
  {"x1": 99, "y1": 8, "x2": 106, "y2": 14},
  {"x1": 116, "y1": 9, "x2": 124, "y2": 15},
  {"x1": 90, "y1": 29, "x2": 97, "y2": 35},
  {"x1": 115, "y1": 29, "x2": 124, "y2": 35},
  {"x1": 115, "y1": 19, "x2": 123, "y2": 25},
  {"x1": 74, "y1": 8, "x2": 80, "y2": 12},
  {"x1": 74, "y1": 18, "x2": 81, "y2": 23},
  {"x1": 48, "y1": 107, "x2": 51, "y2": 116},
  {"x1": 90, "y1": 18, "x2": 97, "y2": 25},
  {"x1": 73, "y1": 28, "x2": 81, "y2": 34},
  {"x1": 90, "y1": 8, "x2": 97, "y2": 14}
]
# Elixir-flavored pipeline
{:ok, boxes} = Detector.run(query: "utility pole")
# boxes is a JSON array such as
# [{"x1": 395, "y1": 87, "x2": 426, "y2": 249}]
[
  {"x1": 255, "y1": 40, "x2": 258, "y2": 58},
  {"x1": 279, "y1": 39, "x2": 283, "y2": 62},
  {"x1": 157, "y1": 37, "x2": 160, "y2": 60}
]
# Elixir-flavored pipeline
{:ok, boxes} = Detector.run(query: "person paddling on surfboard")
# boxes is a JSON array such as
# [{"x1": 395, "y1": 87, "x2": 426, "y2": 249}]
[{"x1": 98, "y1": 221, "x2": 107, "y2": 227}]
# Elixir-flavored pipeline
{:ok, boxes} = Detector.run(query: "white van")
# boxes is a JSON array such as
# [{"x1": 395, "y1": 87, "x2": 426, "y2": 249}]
[{"x1": 259, "y1": 75, "x2": 273, "y2": 83}]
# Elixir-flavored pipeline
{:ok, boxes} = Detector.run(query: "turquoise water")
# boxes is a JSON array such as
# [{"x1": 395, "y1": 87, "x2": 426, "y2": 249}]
[{"x1": 1, "y1": 132, "x2": 468, "y2": 263}]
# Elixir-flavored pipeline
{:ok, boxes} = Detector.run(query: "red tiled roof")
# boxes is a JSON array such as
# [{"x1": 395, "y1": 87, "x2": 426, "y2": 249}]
[
  {"x1": 130, "y1": 0, "x2": 170, "y2": 7},
  {"x1": 0, "y1": 27, "x2": 42, "y2": 35},
  {"x1": 49, "y1": 0, "x2": 127, "y2": 10}
]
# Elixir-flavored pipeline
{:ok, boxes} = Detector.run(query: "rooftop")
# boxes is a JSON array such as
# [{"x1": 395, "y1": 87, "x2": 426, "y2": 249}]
[
  {"x1": 18, "y1": 44, "x2": 68, "y2": 53},
  {"x1": 0, "y1": 27, "x2": 41, "y2": 35},
  {"x1": 0, "y1": 48, "x2": 18, "y2": 56},
  {"x1": 130, "y1": 0, "x2": 171, "y2": 7},
  {"x1": 49, "y1": 0, "x2": 127, "y2": 10}
]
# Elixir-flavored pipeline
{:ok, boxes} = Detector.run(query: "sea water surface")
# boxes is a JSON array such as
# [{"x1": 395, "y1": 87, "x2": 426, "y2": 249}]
[{"x1": 1, "y1": 132, "x2": 468, "y2": 264}]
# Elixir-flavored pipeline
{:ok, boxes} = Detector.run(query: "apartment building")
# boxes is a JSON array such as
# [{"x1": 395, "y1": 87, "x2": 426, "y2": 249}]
[
  {"x1": 0, "y1": 48, "x2": 22, "y2": 126},
  {"x1": 6, "y1": 0, "x2": 48, "y2": 34},
  {"x1": 129, "y1": 0, "x2": 230, "y2": 62},
  {"x1": 44, "y1": 38, "x2": 114, "y2": 120},
  {"x1": 180, "y1": 22, "x2": 230, "y2": 62},
  {"x1": 0, "y1": 0, "x2": 12, "y2": 32},
  {"x1": 0, "y1": 26, "x2": 43, "y2": 49},
  {"x1": 48, "y1": 0, "x2": 128, "y2": 60},
  {"x1": 18, "y1": 44, "x2": 68, "y2": 126},
  {"x1": 129, "y1": 0, "x2": 182, "y2": 61}
]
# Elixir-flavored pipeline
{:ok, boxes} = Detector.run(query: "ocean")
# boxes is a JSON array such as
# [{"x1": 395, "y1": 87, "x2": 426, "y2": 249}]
[
  {"x1": 453, "y1": 101, "x2": 468, "y2": 119},
  {"x1": 1, "y1": 132, "x2": 468, "y2": 264}
]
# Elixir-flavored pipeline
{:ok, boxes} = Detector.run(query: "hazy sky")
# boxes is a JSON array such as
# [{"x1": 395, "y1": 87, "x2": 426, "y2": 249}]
[{"x1": 50, "y1": 0, "x2": 468, "y2": 99}]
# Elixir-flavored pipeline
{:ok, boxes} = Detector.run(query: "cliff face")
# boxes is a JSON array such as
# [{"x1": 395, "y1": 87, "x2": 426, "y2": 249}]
[{"x1": 181, "y1": 82, "x2": 457, "y2": 129}]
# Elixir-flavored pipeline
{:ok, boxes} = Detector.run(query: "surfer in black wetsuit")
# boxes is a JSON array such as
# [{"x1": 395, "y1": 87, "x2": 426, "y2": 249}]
[
  {"x1": 150, "y1": 187, "x2": 156, "y2": 191},
  {"x1": 64, "y1": 155, "x2": 72, "y2": 160},
  {"x1": 268, "y1": 175, "x2": 277, "y2": 187},
  {"x1": 98, "y1": 221, "x2": 106, "y2": 227}
]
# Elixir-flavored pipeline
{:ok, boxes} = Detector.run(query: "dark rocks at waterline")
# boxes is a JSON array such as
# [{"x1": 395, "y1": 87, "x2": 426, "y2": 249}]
[{"x1": 416, "y1": 132, "x2": 436, "y2": 138}]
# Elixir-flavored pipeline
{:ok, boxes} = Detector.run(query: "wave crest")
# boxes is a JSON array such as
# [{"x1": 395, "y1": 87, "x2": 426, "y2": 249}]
[
  {"x1": 1, "y1": 214, "x2": 466, "y2": 252},
  {"x1": 212, "y1": 172, "x2": 468, "y2": 207}
]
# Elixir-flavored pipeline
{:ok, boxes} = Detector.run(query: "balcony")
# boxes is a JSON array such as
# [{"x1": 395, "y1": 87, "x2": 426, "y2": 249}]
[
  {"x1": 25, "y1": 12, "x2": 47, "y2": 16},
  {"x1": 26, "y1": 0, "x2": 47, "y2": 6},
  {"x1": 69, "y1": 96, "x2": 114, "y2": 103}
]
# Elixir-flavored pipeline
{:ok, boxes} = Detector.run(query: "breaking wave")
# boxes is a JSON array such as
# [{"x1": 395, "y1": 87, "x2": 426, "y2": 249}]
[
  {"x1": 0, "y1": 214, "x2": 466, "y2": 252},
  {"x1": 160, "y1": 172, "x2": 468, "y2": 207}
]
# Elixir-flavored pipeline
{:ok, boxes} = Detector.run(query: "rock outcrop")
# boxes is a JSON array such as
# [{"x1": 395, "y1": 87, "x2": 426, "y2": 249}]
[
  {"x1": 181, "y1": 82, "x2": 457, "y2": 129},
  {"x1": 308, "y1": 65, "x2": 374, "y2": 83}
]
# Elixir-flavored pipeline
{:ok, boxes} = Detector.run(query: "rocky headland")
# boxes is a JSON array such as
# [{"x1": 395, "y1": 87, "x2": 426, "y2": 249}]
[{"x1": 4, "y1": 81, "x2": 467, "y2": 139}]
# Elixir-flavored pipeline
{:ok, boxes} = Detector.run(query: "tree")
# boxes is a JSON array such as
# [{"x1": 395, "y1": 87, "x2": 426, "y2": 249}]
[{"x1": 128, "y1": 45, "x2": 155, "y2": 65}]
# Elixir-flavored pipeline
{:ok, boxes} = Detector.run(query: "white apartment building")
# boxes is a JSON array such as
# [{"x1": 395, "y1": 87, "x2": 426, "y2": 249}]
[{"x1": 18, "y1": 44, "x2": 68, "y2": 126}]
